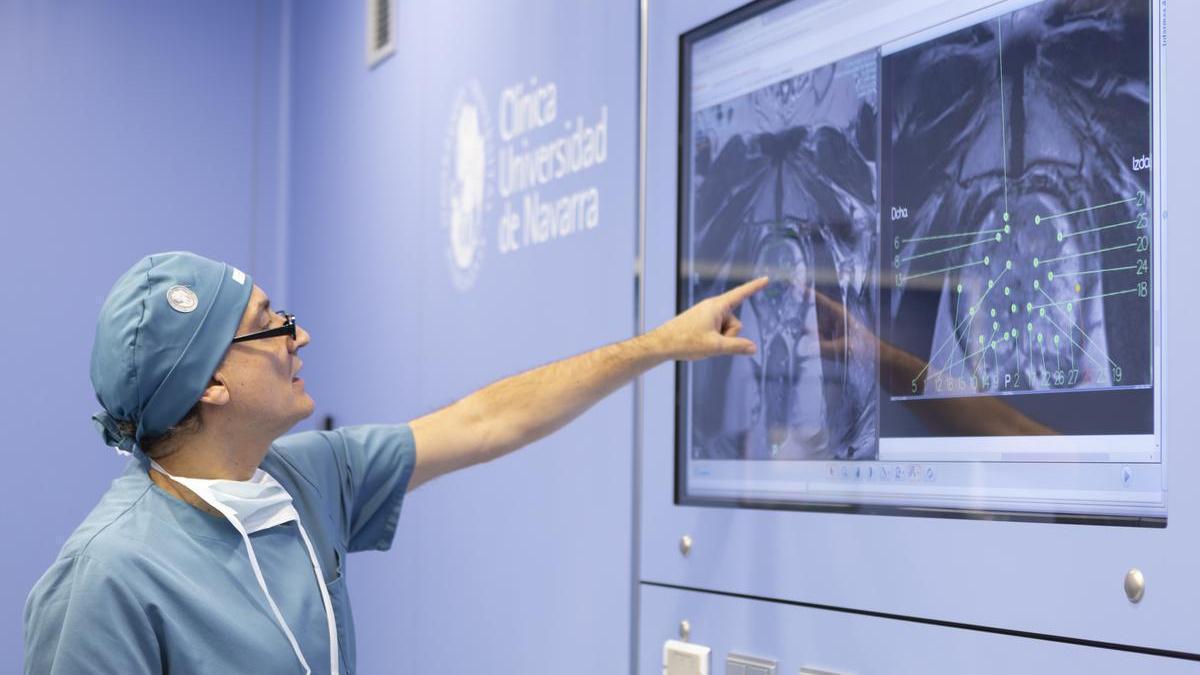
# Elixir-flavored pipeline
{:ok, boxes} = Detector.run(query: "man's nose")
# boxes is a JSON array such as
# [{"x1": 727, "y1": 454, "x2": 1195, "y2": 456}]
[{"x1": 293, "y1": 325, "x2": 311, "y2": 350}]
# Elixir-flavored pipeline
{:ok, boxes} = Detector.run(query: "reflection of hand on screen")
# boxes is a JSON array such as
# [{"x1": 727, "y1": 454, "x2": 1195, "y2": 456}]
[{"x1": 814, "y1": 290, "x2": 1054, "y2": 436}]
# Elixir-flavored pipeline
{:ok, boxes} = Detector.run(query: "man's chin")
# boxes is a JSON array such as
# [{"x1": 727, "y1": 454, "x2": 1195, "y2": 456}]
[{"x1": 296, "y1": 394, "x2": 316, "y2": 420}]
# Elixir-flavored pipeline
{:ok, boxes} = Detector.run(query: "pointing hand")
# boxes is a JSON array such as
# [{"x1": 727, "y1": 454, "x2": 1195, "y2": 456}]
[{"x1": 648, "y1": 277, "x2": 769, "y2": 361}]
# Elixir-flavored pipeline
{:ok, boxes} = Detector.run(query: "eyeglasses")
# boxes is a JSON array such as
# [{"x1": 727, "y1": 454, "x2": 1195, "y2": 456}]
[{"x1": 232, "y1": 310, "x2": 296, "y2": 344}]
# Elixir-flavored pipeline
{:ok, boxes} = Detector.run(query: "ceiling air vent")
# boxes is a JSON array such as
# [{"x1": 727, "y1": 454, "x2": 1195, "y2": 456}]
[{"x1": 366, "y1": 0, "x2": 396, "y2": 68}]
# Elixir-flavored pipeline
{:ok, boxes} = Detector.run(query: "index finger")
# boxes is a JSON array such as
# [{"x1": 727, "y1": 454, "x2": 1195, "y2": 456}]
[{"x1": 717, "y1": 276, "x2": 769, "y2": 309}]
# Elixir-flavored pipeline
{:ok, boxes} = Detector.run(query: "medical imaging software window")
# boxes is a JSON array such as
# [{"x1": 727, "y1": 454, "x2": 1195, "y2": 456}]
[{"x1": 676, "y1": 0, "x2": 1163, "y2": 525}]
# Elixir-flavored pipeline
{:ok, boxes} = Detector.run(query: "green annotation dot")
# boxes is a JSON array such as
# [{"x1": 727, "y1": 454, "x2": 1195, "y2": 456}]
[
  {"x1": 1027, "y1": 322, "x2": 1034, "y2": 332},
  {"x1": 1054, "y1": 334, "x2": 1060, "y2": 345},
  {"x1": 988, "y1": 280, "x2": 995, "y2": 289},
  {"x1": 1026, "y1": 302, "x2": 1033, "y2": 313},
  {"x1": 991, "y1": 341, "x2": 997, "y2": 349},
  {"x1": 1047, "y1": 271, "x2": 1054, "y2": 281},
  {"x1": 1003, "y1": 212, "x2": 1010, "y2": 222},
  {"x1": 990, "y1": 308, "x2": 996, "y2": 317},
  {"x1": 1006, "y1": 260, "x2": 1012, "y2": 270},
  {"x1": 984, "y1": 256, "x2": 991, "y2": 266},
  {"x1": 1039, "y1": 308, "x2": 1046, "y2": 317},
  {"x1": 1004, "y1": 224, "x2": 1011, "y2": 234},
  {"x1": 1056, "y1": 231, "x2": 1064, "y2": 242},
  {"x1": 1066, "y1": 302, "x2": 1074, "y2": 312},
  {"x1": 957, "y1": 283, "x2": 963, "y2": 294},
  {"x1": 979, "y1": 335, "x2": 986, "y2": 345},
  {"x1": 1011, "y1": 303, "x2": 1018, "y2": 313},
  {"x1": 1033, "y1": 280, "x2": 1041, "y2": 290},
  {"x1": 1004, "y1": 286, "x2": 1011, "y2": 296},
  {"x1": 1038, "y1": 333, "x2": 1044, "y2": 343},
  {"x1": 1035, "y1": 215, "x2": 1042, "y2": 225},
  {"x1": 993, "y1": 321, "x2": 1000, "y2": 332},
  {"x1": 1033, "y1": 257, "x2": 1040, "y2": 268},
  {"x1": 995, "y1": 233, "x2": 1003, "y2": 242},
  {"x1": 969, "y1": 307, "x2": 976, "y2": 315}
]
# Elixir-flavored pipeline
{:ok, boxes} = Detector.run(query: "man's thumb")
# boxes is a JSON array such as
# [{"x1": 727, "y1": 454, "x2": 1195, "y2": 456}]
[{"x1": 719, "y1": 336, "x2": 757, "y2": 355}]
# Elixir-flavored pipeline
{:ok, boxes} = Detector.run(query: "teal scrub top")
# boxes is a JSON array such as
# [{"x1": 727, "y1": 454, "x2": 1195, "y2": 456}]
[{"x1": 23, "y1": 424, "x2": 416, "y2": 675}]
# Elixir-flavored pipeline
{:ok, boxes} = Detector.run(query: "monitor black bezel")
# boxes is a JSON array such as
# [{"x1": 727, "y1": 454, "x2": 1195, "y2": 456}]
[{"x1": 672, "y1": 0, "x2": 1162, "y2": 528}]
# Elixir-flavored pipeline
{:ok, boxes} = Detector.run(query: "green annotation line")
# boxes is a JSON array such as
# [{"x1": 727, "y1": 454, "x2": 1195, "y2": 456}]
[
  {"x1": 1038, "y1": 196, "x2": 1136, "y2": 222},
  {"x1": 1032, "y1": 286, "x2": 1138, "y2": 310},
  {"x1": 943, "y1": 291, "x2": 965, "y2": 370},
  {"x1": 1038, "y1": 242, "x2": 1136, "y2": 265},
  {"x1": 902, "y1": 228, "x2": 1002, "y2": 245},
  {"x1": 1040, "y1": 311, "x2": 1107, "y2": 373},
  {"x1": 1037, "y1": 286, "x2": 1119, "y2": 370},
  {"x1": 916, "y1": 268, "x2": 1009, "y2": 382},
  {"x1": 937, "y1": 329, "x2": 995, "y2": 379},
  {"x1": 997, "y1": 17, "x2": 1010, "y2": 215},
  {"x1": 900, "y1": 237, "x2": 992, "y2": 263},
  {"x1": 906, "y1": 258, "x2": 987, "y2": 281},
  {"x1": 1051, "y1": 264, "x2": 1137, "y2": 278},
  {"x1": 970, "y1": 329, "x2": 999, "y2": 381},
  {"x1": 1060, "y1": 218, "x2": 1138, "y2": 239}
]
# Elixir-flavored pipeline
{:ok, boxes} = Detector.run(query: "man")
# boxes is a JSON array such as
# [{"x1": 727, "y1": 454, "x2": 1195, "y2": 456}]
[{"x1": 23, "y1": 251, "x2": 765, "y2": 674}]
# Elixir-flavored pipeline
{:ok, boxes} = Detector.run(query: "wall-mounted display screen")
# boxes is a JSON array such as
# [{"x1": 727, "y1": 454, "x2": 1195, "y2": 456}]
[{"x1": 677, "y1": 0, "x2": 1162, "y2": 525}]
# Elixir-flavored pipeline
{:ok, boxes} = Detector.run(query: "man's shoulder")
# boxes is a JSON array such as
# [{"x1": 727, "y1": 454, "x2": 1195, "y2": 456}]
[
  {"x1": 55, "y1": 462, "x2": 162, "y2": 564},
  {"x1": 265, "y1": 424, "x2": 415, "y2": 499},
  {"x1": 28, "y1": 469, "x2": 158, "y2": 618},
  {"x1": 268, "y1": 425, "x2": 414, "y2": 475},
  {"x1": 270, "y1": 428, "x2": 337, "y2": 458},
  {"x1": 266, "y1": 429, "x2": 339, "y2": 489}
]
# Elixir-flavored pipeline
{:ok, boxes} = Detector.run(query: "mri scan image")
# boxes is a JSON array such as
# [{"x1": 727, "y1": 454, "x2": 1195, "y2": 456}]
[
  {"x1": 683, "y1": 51, "x2": 880, "y2": 461},
  {"x1": 881, "y1": 0, "x2": 1152, "y2": 399}
]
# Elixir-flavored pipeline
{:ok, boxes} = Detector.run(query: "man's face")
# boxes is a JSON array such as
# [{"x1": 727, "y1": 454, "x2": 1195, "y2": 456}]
[{"x1": 214, "y1": 285, "x2": 313, "y2": 435}]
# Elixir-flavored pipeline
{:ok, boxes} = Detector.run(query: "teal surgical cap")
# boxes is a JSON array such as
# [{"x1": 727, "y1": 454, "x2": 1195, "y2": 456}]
[{"x1": 90, "y1": 252, "x2": 253, "y2": 453}]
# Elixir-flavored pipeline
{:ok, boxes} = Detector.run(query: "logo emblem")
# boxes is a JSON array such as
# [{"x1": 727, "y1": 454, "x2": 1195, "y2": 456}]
[
  {"x1": 166, "y1": 285, "x2": 198, "y2": 313},
  {"x1": 440, "y1": 79, "x2": 495, "y2": 292}
]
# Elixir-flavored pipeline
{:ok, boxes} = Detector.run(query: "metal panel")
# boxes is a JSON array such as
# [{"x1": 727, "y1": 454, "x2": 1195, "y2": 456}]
[{"x1": 640, "y1": 583, "x2": 1199, "y2": 674}]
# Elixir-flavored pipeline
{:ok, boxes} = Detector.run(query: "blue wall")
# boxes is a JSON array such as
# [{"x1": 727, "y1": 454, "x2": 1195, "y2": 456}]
[
  {"x1": 0, "y1": 1, "x2": 286, "y2": 668},
  {"x1": 286, "y1": 0, "x2": 639, "y2": 672}
]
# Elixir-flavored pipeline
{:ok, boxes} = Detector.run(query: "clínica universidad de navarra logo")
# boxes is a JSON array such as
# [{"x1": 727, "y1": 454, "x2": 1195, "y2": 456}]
[{"x1": 441, "y1": 76, "x2": 608, "y2": 291}]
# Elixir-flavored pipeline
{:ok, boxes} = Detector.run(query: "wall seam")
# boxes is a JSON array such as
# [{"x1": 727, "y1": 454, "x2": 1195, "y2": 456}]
[
  {"x1": 274, "y1": 0, "x2": 292, "y2": 309},
  {"x1": 249, "y1": 0, "x2": 263, "y2": 275},
  {"x1": 631, "y1": 0, "x2": 650, "y2": 671}
]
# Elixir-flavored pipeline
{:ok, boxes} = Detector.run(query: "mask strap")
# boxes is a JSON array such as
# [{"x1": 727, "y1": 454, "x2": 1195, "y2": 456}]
[
  {"x1": 151, "y1": 462, "x2": 315, "y2": 675},
  {"x1": 296, "y1": 521, "x2": 339, "y2": 675},
  {"x1": 230, "y1": 514, "x2": 315, "y2": 675}
]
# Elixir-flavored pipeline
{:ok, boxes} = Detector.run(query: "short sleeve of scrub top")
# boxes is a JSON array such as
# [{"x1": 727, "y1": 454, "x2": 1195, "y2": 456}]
[
  {"x1": 269, "y1": 424, "x2": 416, "y2": 553},
  {"x1": 23, "y1": 424, "x2": 416, "y2": 675}
]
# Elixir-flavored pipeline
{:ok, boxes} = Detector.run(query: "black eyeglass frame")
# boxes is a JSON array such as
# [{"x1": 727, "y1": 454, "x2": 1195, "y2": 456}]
[{"x1": 231, "y1": 310, "x2": 296, "y2": 344}]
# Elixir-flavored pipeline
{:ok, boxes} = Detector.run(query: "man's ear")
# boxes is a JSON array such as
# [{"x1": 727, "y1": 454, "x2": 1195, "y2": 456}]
[{"x1": 199, "y1": 374, "x2": 231, "y2": 406}]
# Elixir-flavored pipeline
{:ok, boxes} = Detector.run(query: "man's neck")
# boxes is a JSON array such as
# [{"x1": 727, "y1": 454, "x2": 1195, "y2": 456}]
[
  {"x1": 147, "y1": 470, "x2": 226, "y2": 518},
  {"x1": 152, "y1": 427, "x2": 273, "y2": 481},
  {"x1": 146, "y1": 428, "x2": 276, "y2": 517}
]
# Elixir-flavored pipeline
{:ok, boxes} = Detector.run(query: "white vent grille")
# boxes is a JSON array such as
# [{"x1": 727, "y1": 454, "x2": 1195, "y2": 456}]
[{"x1": 366, "y1": 0, "x2": 396, "y2": 68}]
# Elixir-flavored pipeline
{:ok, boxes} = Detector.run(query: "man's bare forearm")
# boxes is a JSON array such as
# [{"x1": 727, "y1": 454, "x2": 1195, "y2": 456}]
[
  {"x1": 408, "y1": 277, "x2": 767, "y2": 489},
  {"x1": 410, "y1": 333, "x2": 673, "y2": 488},
  {"x1": 461, "y1": 333, "x2": 667, "y2": 461}
]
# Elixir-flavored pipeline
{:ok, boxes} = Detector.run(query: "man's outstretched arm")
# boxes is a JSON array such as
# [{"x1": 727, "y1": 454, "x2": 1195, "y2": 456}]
[{"x1": 408, "y1": 277, "x2": 767, "y2": 489}]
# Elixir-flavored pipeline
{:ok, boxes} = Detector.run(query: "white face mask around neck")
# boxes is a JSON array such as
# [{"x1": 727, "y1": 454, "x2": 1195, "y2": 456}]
[{"x1": 151, "y1": 461, "x2": 339, "y2": 675}]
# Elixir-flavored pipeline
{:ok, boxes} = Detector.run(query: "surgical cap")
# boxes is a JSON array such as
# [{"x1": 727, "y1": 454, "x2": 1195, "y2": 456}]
[{"x1": 90, "y1": 252, "x2": 253, "y2": 453}]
